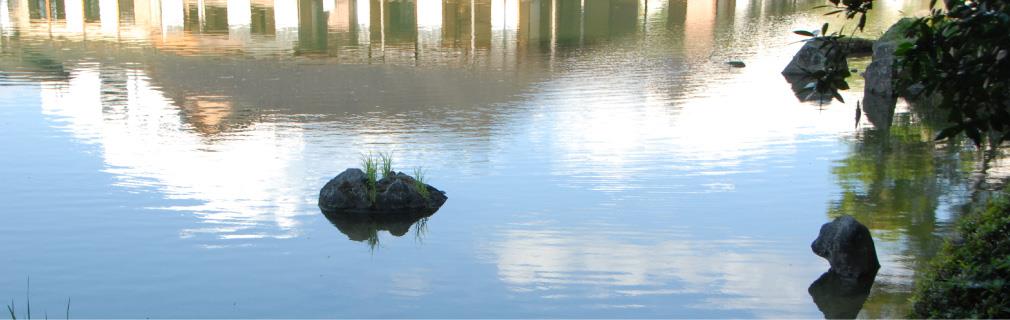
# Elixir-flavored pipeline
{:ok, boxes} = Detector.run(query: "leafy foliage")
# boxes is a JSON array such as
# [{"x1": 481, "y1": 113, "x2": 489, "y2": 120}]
[
  {"x1": 896, "y1": 0, "x2": 1010, "y2": 147},
  {"x1": 817, "y1": 0, "x2": 874, "y2": 32},
  {"x1": 910, "y1": 192, "x2": 1010, "y2": 318}
]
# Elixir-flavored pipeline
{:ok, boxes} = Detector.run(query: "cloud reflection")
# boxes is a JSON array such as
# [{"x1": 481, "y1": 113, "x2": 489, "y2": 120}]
[
  {"x1": 488, "y1": 226, "x2": 822, "y2": 317},
  {"x1": 39, "y1": 64, "x2": 310, "y2": 242}
]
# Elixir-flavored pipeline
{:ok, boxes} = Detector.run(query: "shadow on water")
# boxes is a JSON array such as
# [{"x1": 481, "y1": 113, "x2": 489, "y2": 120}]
[
  {"x1": 808, "y1": 270, "x2": 877, "y2": 319},
  {"x1": 320, "y1": 209, "x2": 434, "y2": 249}
]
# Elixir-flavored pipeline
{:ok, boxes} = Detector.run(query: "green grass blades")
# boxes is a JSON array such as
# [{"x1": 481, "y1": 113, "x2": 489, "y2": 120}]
[
  {"x1": 378, "y1": 152, "x2": 394, "y2": 179},
  {"x1": 412, "y1": 167, "x2": 430, "y2": 199},
  {"x1": 360, "y1": 153, "x2": 379, "y2": 204}
]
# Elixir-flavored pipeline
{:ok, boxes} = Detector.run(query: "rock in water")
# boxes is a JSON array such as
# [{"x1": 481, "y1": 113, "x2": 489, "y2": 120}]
[
  {"x1": 782, "y1": 39, "x2": 848, "y2": 76},
  {"x1": 811, "y1": 215, "x2": 881, "y2": 279},
  {"x1": 318, "y1": 168, "x2": 447, "y2": 216}
]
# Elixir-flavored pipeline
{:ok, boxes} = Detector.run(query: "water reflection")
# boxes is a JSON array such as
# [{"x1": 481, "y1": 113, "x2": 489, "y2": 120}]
[
  {"x1": 321, "y1": 210, "x2": 432, "y2": 247},
  {"x1": 0, "y1": 0, "x2": 967, "y2": 317},
  {"x1": 808, "y1": 270, "x2": 877, "y2": 319},
  {"x1": 827, "y1": 107, "x2": 985, "y2": 317},
  {"x1": 488, "y1": 226, "x2": 821, "y2": 317}
]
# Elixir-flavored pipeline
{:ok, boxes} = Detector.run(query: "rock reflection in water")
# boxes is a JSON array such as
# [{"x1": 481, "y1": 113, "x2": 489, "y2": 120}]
[
  {"x1": 321, "y1": 209, "x2": 433, "y2": 248},
  {"x1": 808, "y1": 270, "x2": 877, "y2": 319}
]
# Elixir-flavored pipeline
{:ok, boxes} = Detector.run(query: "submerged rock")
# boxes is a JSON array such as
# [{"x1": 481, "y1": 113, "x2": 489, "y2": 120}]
[
  {"x1": 318, "y1": 168, "x2": 447, "y2": 216},
  {"x1": 811, "y1": 215, "x2": 881, "y2": 279}
]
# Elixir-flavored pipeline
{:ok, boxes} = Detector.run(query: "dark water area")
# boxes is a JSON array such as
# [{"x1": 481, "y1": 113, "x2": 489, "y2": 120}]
[{"x1": 0, "y1": 0, "x2": 1001, "y2": 317}]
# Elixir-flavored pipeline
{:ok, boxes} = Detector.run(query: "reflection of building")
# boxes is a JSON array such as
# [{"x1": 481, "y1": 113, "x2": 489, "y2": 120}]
[
  {"x1": 2, "y1": 0, "x2": 699, "y2": 64},
  {"x1": 441, "y1": 0, "x2": 490, "y2": 49},
  {"x1": 370, "y1": 0, "x2": 415, "y2": 44},
  {"x1": 583, "y1": 0, "x2": 637, "y2": 42}
]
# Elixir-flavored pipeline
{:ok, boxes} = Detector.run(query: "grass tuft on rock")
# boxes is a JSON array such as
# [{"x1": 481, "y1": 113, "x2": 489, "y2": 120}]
[
  {"x1": 379, "y1": 152, "x2": 394, "y2": 179},
  {"x1": 910, "y1": 192, "x2": 1010, "y2": 318},
  {"x1": 360, "y1": 153, "x2": 379, "y2": 204},
  {"x1": 412, "y1": 167, "x2": 429, "y2": 199}
]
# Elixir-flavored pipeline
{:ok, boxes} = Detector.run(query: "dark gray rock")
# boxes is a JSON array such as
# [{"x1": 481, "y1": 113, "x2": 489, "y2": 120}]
[
  {"x1": 318, "y1": 168, "x2": 372, "y2": 212},
  {"x1": 861, "y1": 18, "x2": 916, "y2": 130},
  {"x1": 319, "y1": 168, "x2": 447, "y2": 216},
  {"x1": 812, "y1": 215, "x2": 881, "y2": 279},
  {"x1": 862, "y1": 40, "x2": 898, "y2": 130},
  {"x1": 782, "y1": 39, "x2": 849, "y2": 76},
  {"x1": 842, "y1": 37, "x2": 876, "y2": 56}
]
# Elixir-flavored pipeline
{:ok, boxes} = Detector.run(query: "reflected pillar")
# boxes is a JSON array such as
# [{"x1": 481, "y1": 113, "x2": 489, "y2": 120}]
[
  {"x1": 583, "y1": 0, "x2": 637, "y2": 42},
  {"x1": 297, "y1": 0, "x2": 327, "y2": 51},
  {"x1": 517, "y1": 0, "x2": 551, "y2": 51},
  {"x1": 553, "y1": 0, "x2": 578, "y2": 46},
  {"x1": 327, "y1": 0, "x2": 355, "y2": 32},
  {"x1": 665, "y1": 0, "x2": 685, "y2": 31},
  {"x1": 441, "y1": 0, "x2": 489, "y2": 49}
]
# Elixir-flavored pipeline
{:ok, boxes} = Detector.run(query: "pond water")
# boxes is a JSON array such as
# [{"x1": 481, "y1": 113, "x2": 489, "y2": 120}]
[{"x1": 0, "y1": 0, "x2": 994, "y2": 317}]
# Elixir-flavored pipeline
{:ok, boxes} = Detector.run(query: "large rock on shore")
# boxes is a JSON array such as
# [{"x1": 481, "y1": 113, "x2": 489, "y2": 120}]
[
  {"x1": 812, "y1": 215, "x2": 881, "y2": 279},
  {"x1": 318, "y1": 168, "x2": 447, "y2": 216}
]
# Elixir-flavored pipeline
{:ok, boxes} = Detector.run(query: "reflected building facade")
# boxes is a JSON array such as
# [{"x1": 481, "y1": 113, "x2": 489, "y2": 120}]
[{"x1": 1, "y1": 0, "x2": 746, "y2": 64}]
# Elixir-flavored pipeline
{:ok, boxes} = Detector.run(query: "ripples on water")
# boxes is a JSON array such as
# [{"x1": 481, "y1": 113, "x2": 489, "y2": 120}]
[{"x1": 0, "y1": 0, "x2": 994, "y2": 317}]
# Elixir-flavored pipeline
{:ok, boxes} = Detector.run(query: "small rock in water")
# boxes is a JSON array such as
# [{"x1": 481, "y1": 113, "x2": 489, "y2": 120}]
[
  {"x1": 811, "y1": 215, "x2": 881, "y2": 279},
  {"x1": 727, "y1": 61, "x2": 746, "y2": 68},
  {"x1": 318, "y1": 168, "x2": 448, "y2": 216}
]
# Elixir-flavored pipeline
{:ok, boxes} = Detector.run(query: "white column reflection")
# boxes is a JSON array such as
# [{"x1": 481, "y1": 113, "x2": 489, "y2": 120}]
[
  {"x1": 228, "y1": 0, "x2": 252, "y2": 40},
  {"x1": 161, "y1": 0, "x2": 185, "y2": 36},
  {"x1": 271, "y1": 0, "x2": 298, "y2": 50},
  {"x1": 0, "y1": 0, "x2": 11, "y2": 37},
  {"x1": 100, "y1": 0, "x2": 120, "y2": 35}
]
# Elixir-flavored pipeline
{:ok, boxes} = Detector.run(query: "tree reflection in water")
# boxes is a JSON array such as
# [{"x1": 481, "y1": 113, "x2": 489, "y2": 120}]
[{"x1": 827, "y1": 107, "x2": 979, "y2": 317}]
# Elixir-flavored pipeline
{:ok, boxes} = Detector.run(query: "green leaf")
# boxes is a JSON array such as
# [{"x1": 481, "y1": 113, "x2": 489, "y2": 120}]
[
  {"x1": 824, "y1": 9, "x2": 844, "y2": 15},
  {"x1": 821, "y1": 23, "x2": 830, "y2": 35},
  {"x1": 794, "y1": 30, "x2": 816, "y2": 37}
]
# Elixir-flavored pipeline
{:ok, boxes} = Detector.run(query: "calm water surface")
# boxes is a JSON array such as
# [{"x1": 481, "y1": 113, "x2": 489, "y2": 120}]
[{"x1": 0, "y1": 0, "x2": 994, "y2": 317}]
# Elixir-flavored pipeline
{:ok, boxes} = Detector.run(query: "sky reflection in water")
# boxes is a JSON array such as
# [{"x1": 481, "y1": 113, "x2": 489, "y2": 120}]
[{"x1": 0, "y1": 0, "x2": 986, "y2": 318}]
